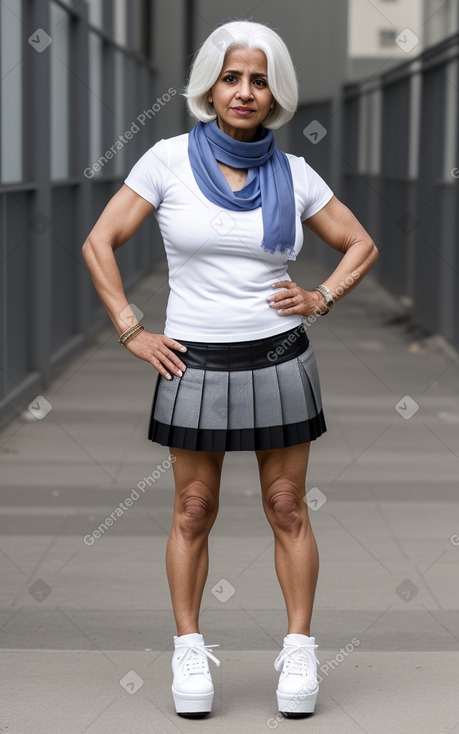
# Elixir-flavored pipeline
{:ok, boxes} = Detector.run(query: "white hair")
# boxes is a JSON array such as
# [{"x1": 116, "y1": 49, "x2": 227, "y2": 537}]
[{"x1": 183, "y1": 20, "x2": 299, "y2": 129}]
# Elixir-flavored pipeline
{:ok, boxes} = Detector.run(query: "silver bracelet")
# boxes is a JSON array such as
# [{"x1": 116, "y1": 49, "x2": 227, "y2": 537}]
[{"x1": 313, "y1": 284, "x2": 334, "y2": 314}]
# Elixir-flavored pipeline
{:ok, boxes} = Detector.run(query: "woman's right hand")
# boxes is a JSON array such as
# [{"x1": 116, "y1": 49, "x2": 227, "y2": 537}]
[{"x1": 124, "y1": 331, "x2": 187, "y2": 380}]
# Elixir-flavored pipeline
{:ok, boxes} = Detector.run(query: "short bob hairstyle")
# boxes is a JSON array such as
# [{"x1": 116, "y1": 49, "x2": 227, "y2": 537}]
[{"x1": 184, "y1": 20, "x2": 299, "y2": 129}]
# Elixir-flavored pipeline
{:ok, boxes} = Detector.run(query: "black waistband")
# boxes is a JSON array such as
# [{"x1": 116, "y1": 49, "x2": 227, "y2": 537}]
[{"x1": 169, "y1": 323, "x2": 309, "y2": 371}]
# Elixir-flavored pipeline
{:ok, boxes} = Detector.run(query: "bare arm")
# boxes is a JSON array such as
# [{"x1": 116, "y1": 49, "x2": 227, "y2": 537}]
[
  {"x1": 82, "y1": 184, "x2": 187, "y2": 380},
  {"x1": 266, "y1": 195, "x2": 379, "y2": 317}
]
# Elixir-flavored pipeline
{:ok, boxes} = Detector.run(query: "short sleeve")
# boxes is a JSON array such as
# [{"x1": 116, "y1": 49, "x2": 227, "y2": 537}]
[
  {"x1": 123, "y1": 138, "x2": 170, "y2": 209},
  {"x1": 300, "y1": 158, "x2": 334, "y2": 221}
]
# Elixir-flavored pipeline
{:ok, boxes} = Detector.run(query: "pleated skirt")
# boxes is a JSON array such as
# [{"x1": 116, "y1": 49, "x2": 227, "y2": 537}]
[{"x1": 148, "y1": 322, "x2": 326, "y2": 452}]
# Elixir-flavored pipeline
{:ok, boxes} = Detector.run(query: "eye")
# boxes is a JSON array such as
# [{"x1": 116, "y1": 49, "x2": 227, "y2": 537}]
[
  {"x1": 254, "y1": 78, "x2": 268, "y2": 87},
  {"x1": 222, "y1": 74, "x2": 237, "y2": 83}
]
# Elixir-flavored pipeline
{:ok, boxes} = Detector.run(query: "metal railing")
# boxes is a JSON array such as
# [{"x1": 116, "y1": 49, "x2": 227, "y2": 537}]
[
  {"x1": 0, "y1": 0, "x2": 162, "y2": 427},
  {"x1": 342, "y1": 31, "x2": 459, "y2": 348}
]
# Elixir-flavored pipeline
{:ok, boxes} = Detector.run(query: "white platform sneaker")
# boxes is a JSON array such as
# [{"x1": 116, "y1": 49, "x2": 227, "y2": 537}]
[
  {"x1": 274, "y1": 633, "x2": 320, "y2": 716},
  {"x1": 171, "y1": 632, "x2": 221, "y2": 716}
]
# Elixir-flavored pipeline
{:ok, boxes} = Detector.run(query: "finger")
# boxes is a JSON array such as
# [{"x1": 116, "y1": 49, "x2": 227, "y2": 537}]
[
  {"x1": 277, "y1": 305, "x2": 298, "y2": 315},
  {"x1": 267, "y1": 289, "x2": 290, "y2": 303},
  {"x1": 272, "y1": 280, "x2": 294, "y2": 288},
  {"x1": 281, "y1": 294, "x2": 297, "y2": 304},
  {"x1": 268, "y1": 285, "x2": 299, "y2": 300},
  {"x1": 269, "y1": 295, "x2": 296, "y2": 308},
  {"x1": 150, "y1": 353, "x2": 184, "y2": 380},
  {"x1": 164, "y1": 336, "x2": 188, "y2": 353},
  {"x1": 149, "y1": 339, "x2": 186, "y2": 369},
  {"x1": 160, "y1": 345, "x2": 187, "y2": 372},
  {"x1": 163, "y1": 354, "x2": 186, "y2": 375},
  {"x1": 156, "y1": 348, "x2": 187, "y2": 374},
  {"x1": 149, "y1": 354, "x2": 174, "y2": 380}
]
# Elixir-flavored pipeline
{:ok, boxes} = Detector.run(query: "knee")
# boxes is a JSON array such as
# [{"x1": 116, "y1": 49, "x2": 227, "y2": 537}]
[
  {"x1": 176, "y1": 481, "x2": 218, "y2": 538},
  {"x1": 264, "y1": 478, "x2": 304, "y2": 534}
]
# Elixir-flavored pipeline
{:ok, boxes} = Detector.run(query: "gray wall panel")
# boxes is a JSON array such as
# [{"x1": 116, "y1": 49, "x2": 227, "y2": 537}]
[
  {"x1": 415, "y1": 66, "x2": 447, "y2": 334},
  {"x1": 341, "y1": 34, "x2": 459, "y2": 350},
  {"x1": 0, "y1": 0, "x2": 163, "y2": 426},
  {"x1": 50, "y1": 187, "x2": 77, "y2": 353},
  {"x1": 3, "y1": 193, "x2": 30, "y2": 392}
]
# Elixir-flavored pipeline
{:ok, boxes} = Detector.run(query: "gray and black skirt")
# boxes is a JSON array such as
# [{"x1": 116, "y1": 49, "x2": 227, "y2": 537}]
[{"x1": 148, "y1": 323, "x2": 326, "y2": 452}]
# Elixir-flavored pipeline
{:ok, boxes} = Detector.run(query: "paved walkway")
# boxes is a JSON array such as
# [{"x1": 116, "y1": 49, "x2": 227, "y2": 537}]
[{"x1": 1, "y1": 255, "x2": 459, "y2": 733}]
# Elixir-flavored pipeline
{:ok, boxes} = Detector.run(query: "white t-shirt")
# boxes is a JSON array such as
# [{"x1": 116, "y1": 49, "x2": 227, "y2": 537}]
[{"x1": 124, "y1": 133, "x2": 334, "y2": 342}]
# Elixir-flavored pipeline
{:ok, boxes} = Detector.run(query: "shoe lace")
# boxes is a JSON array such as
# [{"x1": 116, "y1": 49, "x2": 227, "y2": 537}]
[
  {"x1": 274, "y1": 643, "x2": 319, "y2": 676},
  {"x1": 175, "y1": 641, "x2": 221, "y2": 674}
]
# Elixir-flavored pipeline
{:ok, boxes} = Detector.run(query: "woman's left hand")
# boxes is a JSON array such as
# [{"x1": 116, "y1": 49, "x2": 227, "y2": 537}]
[{"x1": 266, "y1": 280, "x2": 323, "y2": 317}]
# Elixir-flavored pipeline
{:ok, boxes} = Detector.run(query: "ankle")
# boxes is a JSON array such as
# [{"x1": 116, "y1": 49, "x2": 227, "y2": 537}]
[
  {"x1": 287, "y1": 630, "x2": 311, "y2": 637},
  {"x1": 176, "y1": 628, "x2": 200, "y2": 637}
]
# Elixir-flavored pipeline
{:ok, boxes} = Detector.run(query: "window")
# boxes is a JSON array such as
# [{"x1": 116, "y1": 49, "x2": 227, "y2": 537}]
[
  {"x1": 113, "y1": 50, "x2": 126, "y2": 175},
  {"x1": 87, "y1": 0, "x2": 104, "y2": 30},
  {"x1": 50, "y1": 2, "x2": 70, "y2": 180},
  {"x1": 129, "y1": 0, "x2": 152, "y2": 58},
  {"x1": 89, "y1": 32, "x2": 103, "y2": 175},
  {"x1": 140, "y1": 0, "x2": 152, "y2": 59},
  {"x1": 1, "y1": 0, "x2": 22, "y2": 182},
  {"x1": 114, "y1": 0, "x2": 127, "y2": 46}
]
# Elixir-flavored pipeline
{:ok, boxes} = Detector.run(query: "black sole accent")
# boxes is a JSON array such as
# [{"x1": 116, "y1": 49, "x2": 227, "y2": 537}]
[
  {"x1": 281, "y1": 711, "x2": 314, "y2": 718},
  {"x1": 177, "y1": 712, "x2": 211, "y2": 718}
]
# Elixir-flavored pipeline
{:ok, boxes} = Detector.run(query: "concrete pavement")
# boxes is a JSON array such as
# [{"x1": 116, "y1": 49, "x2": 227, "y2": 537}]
[{"x1": 1, "y1": 254, "x2": 459, "y2": 733}]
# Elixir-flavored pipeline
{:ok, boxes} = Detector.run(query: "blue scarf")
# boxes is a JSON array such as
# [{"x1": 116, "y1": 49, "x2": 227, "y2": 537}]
[{"x1": 188, "y1": 120, "x2": 296, "y2": 259}]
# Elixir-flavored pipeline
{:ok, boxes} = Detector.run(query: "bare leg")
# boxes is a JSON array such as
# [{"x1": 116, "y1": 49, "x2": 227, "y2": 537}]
[
  {"x1": 255, "y1": 443, "x2": 318, "y2": 636},
  {"x1": 166, "y1": 447, "x2": 225, "y2": 637}
]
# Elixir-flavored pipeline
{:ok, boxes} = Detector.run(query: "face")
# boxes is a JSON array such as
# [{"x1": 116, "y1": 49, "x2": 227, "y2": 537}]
[{"x1": 207, "y1": 46, "x2": 275, "y2": 142}]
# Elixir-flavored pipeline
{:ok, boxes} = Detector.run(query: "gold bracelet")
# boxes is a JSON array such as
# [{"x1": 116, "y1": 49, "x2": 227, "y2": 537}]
[
  {"x1": 118, "y1": 322, "x2": 141, "y2": 343},
  {"x1": 118, "y1": 322, "x2": 144, "y2": 346},
  {"x1": 123, "y1": 324, "x2": 144, "y2": 346},
  {"x1": 119, "y1": 323, "x2": 143, "y2": 346}
]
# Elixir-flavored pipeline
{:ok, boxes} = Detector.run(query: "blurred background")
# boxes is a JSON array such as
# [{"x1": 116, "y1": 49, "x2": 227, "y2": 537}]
[
  {"x1": 1, "y1": 0, "x2": 458, "y2": 426},
  {"x1": 2, "y1": 4, "x2": 459, "y2": 731}
]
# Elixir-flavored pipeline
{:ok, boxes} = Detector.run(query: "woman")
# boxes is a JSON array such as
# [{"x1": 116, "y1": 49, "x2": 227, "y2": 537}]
[{"x1": 82, "y1": 19, "x2": 378, "y2": 719}]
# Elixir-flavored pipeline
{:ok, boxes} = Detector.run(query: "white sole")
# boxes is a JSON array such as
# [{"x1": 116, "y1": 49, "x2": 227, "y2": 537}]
[
  {"x1": 172, "y1": 685, "x2": 214, "y2": 714},
  {"x1": 276, "y1": 686, "x2": 318, "y2": 714}
]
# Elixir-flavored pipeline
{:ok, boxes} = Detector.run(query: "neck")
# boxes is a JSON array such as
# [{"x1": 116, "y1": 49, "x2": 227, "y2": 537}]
[{"x1": 216, "y1": 118, "x2": 261, "y2": 143}]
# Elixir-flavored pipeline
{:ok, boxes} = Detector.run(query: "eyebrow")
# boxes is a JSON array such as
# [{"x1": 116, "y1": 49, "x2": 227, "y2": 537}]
[{"x1": 222, "y1": 69, "x2": 268, "y2": 78}]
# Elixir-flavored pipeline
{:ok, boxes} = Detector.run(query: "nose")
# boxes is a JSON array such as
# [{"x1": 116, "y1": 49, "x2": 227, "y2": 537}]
[{"x1": 236, "y1": 76, "x2": 253, "y2": 101}]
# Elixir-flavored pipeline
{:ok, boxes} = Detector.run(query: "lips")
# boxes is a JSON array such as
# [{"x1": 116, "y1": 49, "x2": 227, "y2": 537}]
[{"x1": 232, "y1": 107, "x2": 255, "y2": 115}]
